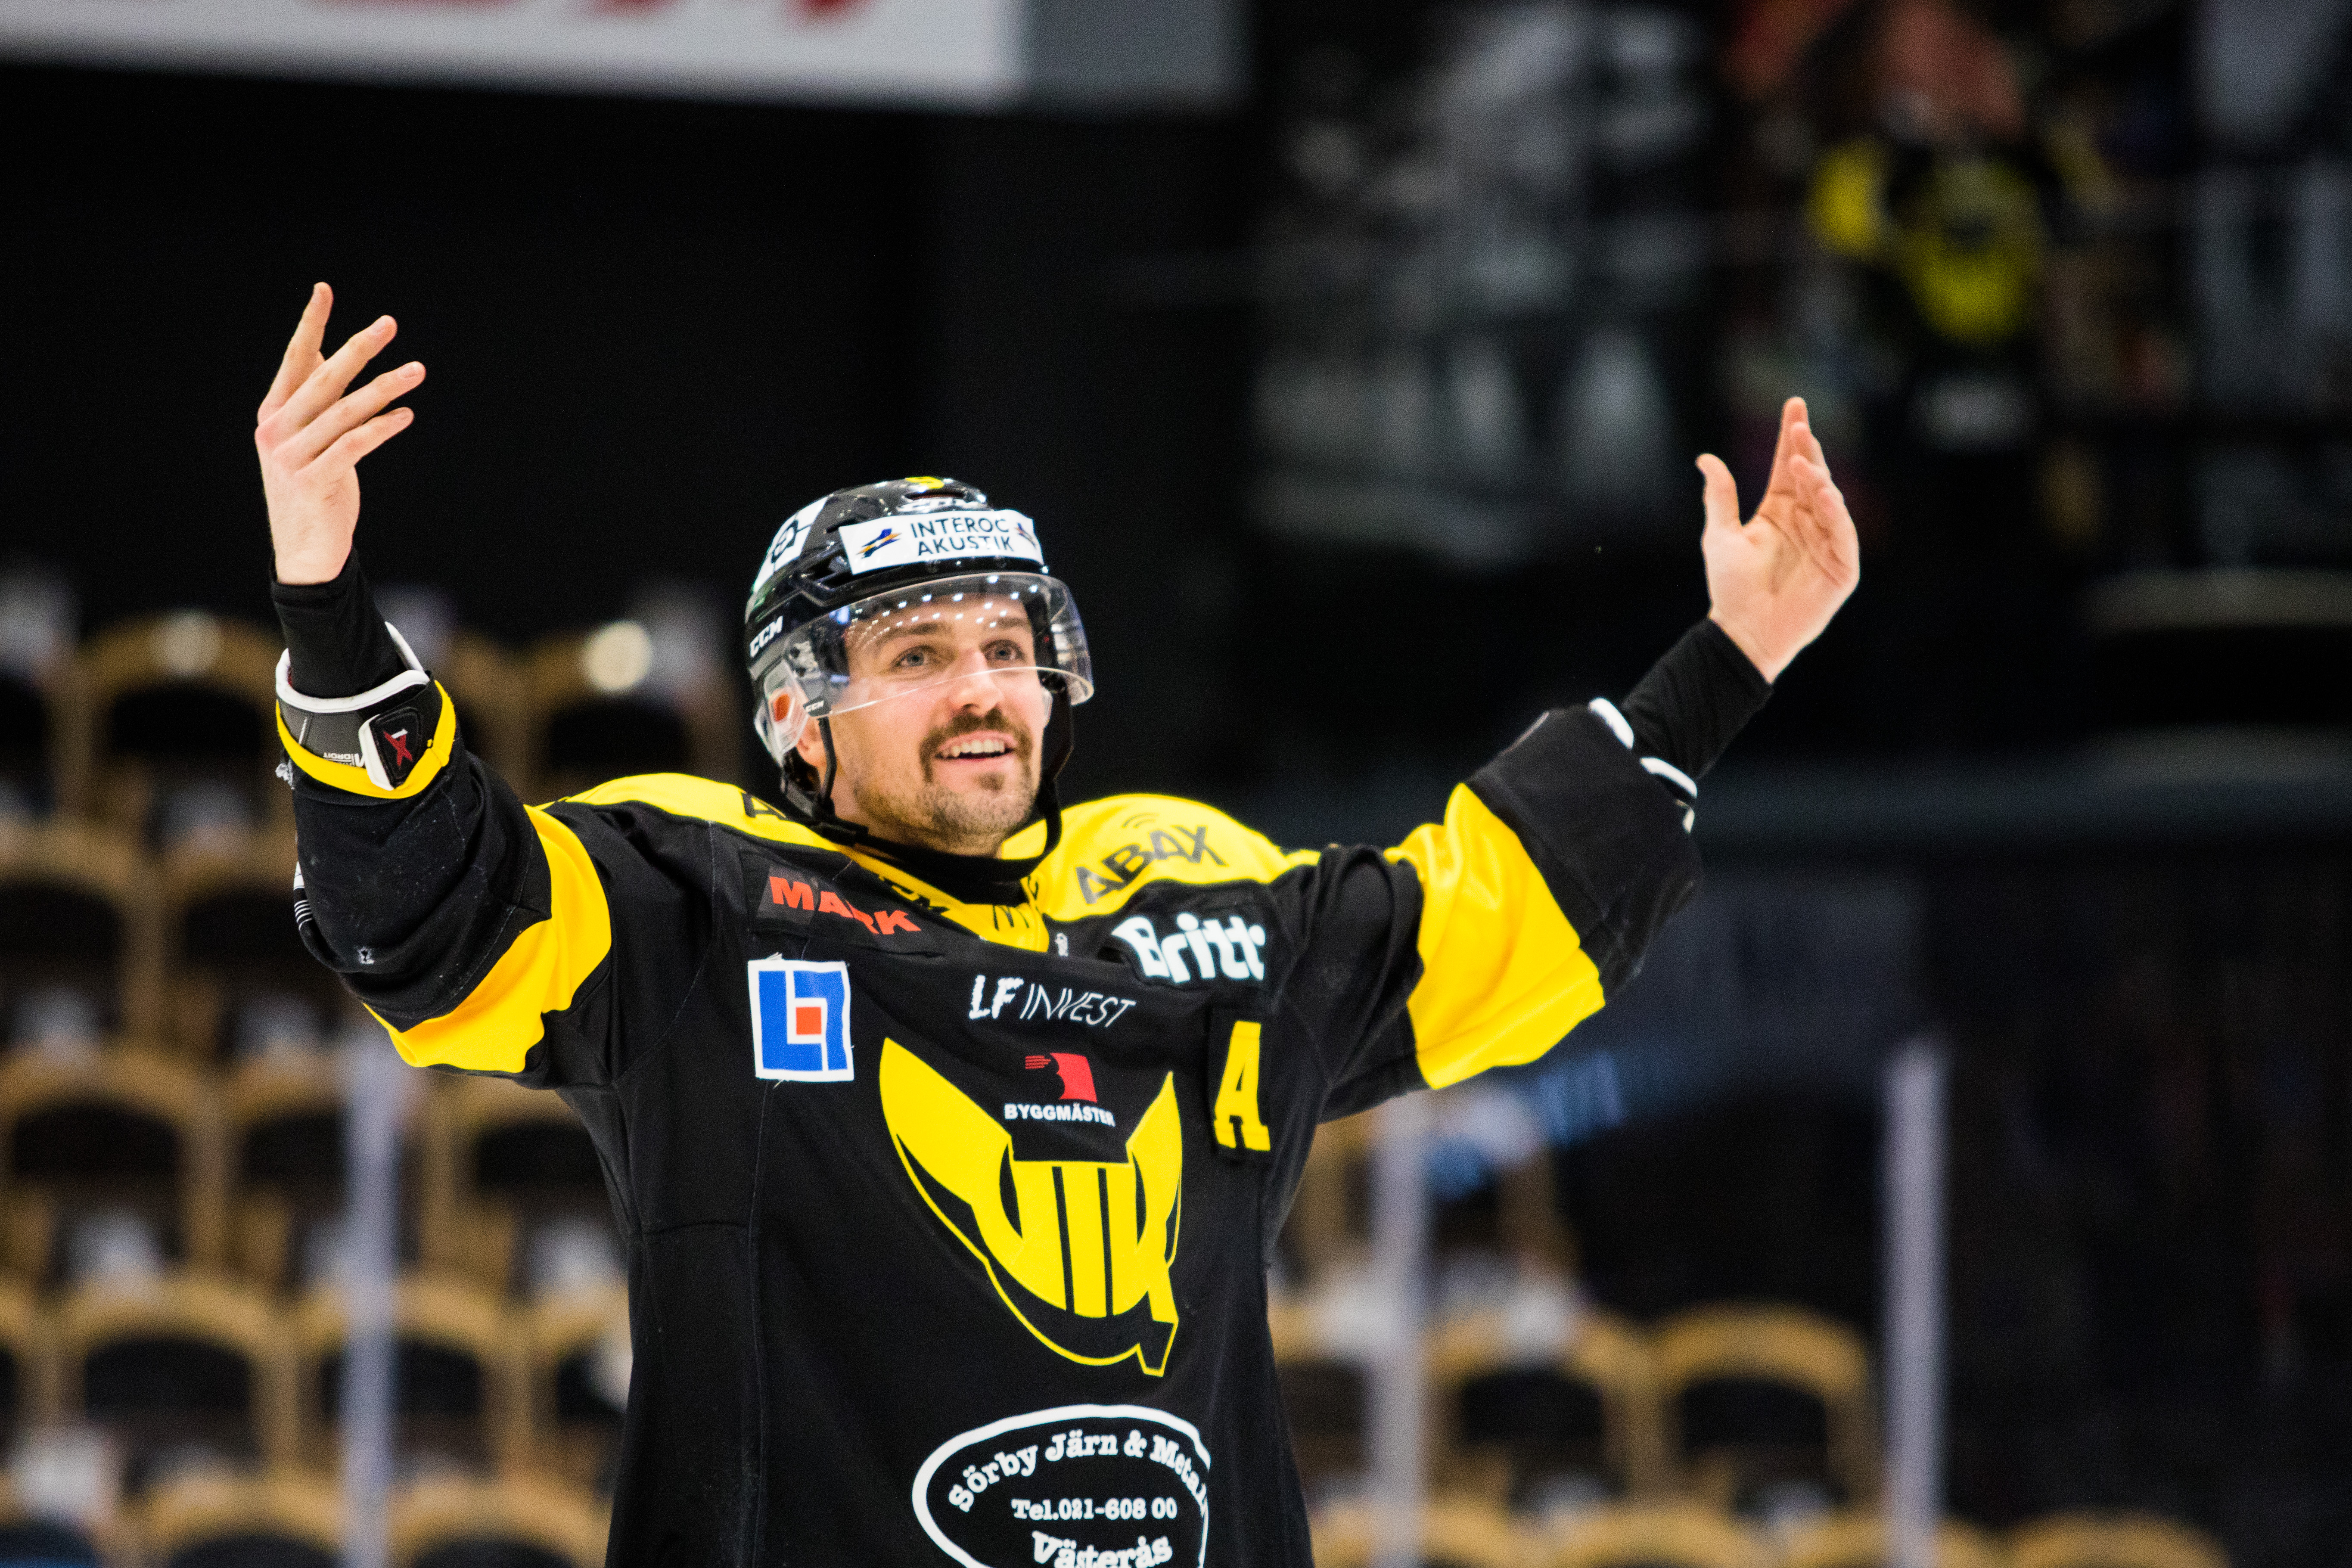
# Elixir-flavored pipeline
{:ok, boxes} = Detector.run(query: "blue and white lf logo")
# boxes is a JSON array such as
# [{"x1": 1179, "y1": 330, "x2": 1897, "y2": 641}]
[{"x1": 749, "y1": 958, "x2": 854, "y2": 1082}]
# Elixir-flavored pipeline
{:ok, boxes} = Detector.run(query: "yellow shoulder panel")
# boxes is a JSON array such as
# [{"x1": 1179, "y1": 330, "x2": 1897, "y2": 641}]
[
  {"x1": 1031, "y1": 795, "x2": 1318, "y2": 920},
  {"x1": 374, "y1": 806, "x2": 613, "y2": 1074},
  {"x1": 1390, "y1": 785, "x2": 1604, "y2": 1089},
  {"x1": 560, "y1": 774, "x2": 836, "y2": 854}
]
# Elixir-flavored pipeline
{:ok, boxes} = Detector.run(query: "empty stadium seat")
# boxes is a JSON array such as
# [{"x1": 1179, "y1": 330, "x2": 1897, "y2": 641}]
[
  {"x1": 74, "y1": 615, "x2": 285, "y2": 848},
  {"x1": 1279, "y1": 1111, "x2": 1376, "y2": 1282},
  {"x1": 1780, "y1": 1511, "x2": 2008, "y2": 1568},
  {"x1": 521, "y1": 1287, "x2": 628, "y2": 1493},
  {"x1": 1311, "y1": 1494, "x2": 1531, "y2": 1568},
  {"x1": 442, "y1": 636, "x2": 530, "y2": 785},
  {"x1": 389, "y1": 1474, "x2": 608, "y2": 1568},
  {"x1": 0, "y1": 1516, "x2": 112, "y2": 1568},
  {"x1": 1429, "y1": 1304, "x2": 1665, "y2": 1504},
  {"x1": 1267, "y1": 1284, "x2": 1368, "y2": 1493},
  {"x1": 520, "y1": 618, "x2": 733, "y2": 803},
  {"x1": 423, "y1": 1078, "x2": 616, "y2": 1299},
  {"x1": 226, "y1": 1050, "x2": 347, "y2": 1294},
  {"x1": 0, "y1": 822, "x2": 160, "y2": 1049},
  {"x1": 297, "y1": 1273, "x2": 528, "y2": 1477},
  {"x1": 0, "y1": 674, "x2": 59, "y2": 827},
  {"x1": 0, "y1": 1279, "x2": 54, "y2": 1447},
  {"x1": 226, "y1": 1048, "x2": 426, "y2": 1293},
  {"x1": 1283, "y1": 1100, "x2": 1569, "y2": 1287},
  {"x1": 1425, "y1": 1084, "x2": 1572, "y2": 1269},
  {"x1": 162, "y1": 826, "x2": 345, "y2": 1065},
  {"x1": 0, "y1": 1049, "x2": 227, "y2": 1280},
  {"x1": 138, "y1": 1468, "x2": 342, "y2": 1568},
  {"x1": 2008, "y1": 1515, "x2": 2228, "y2": 1568},
  {"x1": 1539, "y1": 1500, "x2": 1772, "y2": 1568},
  {"x1": 55, "y1": 1270, "x2": 298, "y2": 1483},
  {"x1": 1651, "y1": 1305, "x2": 1877, "y2": 1513}
]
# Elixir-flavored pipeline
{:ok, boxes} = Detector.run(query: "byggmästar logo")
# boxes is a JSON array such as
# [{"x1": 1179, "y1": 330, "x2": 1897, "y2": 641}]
[{"x1": 748, "y1": 957, "x2": 854, "y2": 1082}]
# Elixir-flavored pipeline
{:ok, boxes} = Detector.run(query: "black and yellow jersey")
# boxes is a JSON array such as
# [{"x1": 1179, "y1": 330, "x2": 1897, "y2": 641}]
[{"x1": 285, "y1": 665, "x2": 1700, "y2": 1565}]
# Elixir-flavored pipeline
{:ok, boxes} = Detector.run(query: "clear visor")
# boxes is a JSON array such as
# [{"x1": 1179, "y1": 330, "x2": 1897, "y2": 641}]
[{"x1": 753, "y1": 572, "x2": 1092, "y2": 753}]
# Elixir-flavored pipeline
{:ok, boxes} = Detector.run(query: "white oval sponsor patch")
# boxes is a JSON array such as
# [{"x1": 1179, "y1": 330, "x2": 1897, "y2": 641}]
[{"x1": 912, "y1": 1404, "x2": 1210, "y2": 1568}]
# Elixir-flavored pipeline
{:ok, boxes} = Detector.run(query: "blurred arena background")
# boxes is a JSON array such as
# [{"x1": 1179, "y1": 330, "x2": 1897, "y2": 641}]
[{"x1": 2, "y1": 0, "x2": 2350, "y2": 1563}]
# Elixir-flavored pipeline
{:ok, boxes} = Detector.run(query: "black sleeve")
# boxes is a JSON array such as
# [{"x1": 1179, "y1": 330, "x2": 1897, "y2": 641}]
[
  {"x1": 1254, "y1": 705, "x2": 1703, "y2": 1128},
  {"x1": 275, "y1": 559, "x2": 700, "y2": 1090},
  {"x1": 1618, "y1": 618, "x2": 1772, "y2": 782},
  {"x1": 272, "y1": 550, "x2": 409, "y2": 696},
  {"x1": 1460, "y1": 705, "x2": 1704, "y2": 993}
]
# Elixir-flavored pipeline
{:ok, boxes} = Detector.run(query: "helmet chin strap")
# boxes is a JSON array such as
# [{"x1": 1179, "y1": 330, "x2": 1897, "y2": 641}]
[{"x1": 782, "y1": 703, "x2": 1069, "y2": 896}]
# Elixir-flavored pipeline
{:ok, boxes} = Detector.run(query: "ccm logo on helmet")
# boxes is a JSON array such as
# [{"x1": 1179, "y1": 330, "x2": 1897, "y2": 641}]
[{"x1": 748, "y1": 614, "x2": 786, "y2": 661}]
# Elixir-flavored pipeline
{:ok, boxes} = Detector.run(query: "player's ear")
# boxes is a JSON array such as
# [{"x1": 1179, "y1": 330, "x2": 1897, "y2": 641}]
[{"x1": 789, "y1": 698, "x2": 830, "y2": 772}]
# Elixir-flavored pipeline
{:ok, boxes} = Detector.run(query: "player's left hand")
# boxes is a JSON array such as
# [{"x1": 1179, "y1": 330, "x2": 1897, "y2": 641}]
[{"x1": 1695, "y1": 397, "x2": 1861, "y2": 682}]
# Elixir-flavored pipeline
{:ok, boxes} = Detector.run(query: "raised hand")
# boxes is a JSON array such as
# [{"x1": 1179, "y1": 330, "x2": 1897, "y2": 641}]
[
  {"x1": 254, "y1": 283, "x2": 425, "y2": 585},
  {"x1": 1696, "y1": 397, "x2": 1861, "y2": 682}
]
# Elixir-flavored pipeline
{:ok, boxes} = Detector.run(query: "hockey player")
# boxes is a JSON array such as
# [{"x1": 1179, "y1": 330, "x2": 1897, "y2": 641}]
[{"x1": 255, "y1": 284, "x2": 1857, "y2": 1566}]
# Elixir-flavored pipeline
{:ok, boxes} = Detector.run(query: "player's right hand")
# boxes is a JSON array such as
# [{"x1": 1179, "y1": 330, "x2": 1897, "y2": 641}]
[{"x1": 255, "y1": 283, "x2": 425, "y2": 585}]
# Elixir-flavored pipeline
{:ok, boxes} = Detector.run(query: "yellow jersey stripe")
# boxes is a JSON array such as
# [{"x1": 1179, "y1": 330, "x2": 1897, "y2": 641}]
[
  {"x1": 374, "y1": 806, "x2": 612, "y2": 1073},
  {"x1": 563, "y1": 773, "x2": 836, "y2": 849},
  {"x1": 1391, "y1": 785, "x2": 1603, "y2": 1089},
  {"x1": 277, "y1": 685, "x2": 457, "y2": 801},
  {"x1": 1031, "y1": 795, "x2": 1318, "y2": 921}
]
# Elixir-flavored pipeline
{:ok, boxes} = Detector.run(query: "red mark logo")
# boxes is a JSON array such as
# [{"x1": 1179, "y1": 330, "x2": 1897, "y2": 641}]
[
  {"x1": 767, "y1": 875, "x2": 920, "y2": 937},
  {"x1": 384, "y1": 728, "x2": 414, "y2": 766}
]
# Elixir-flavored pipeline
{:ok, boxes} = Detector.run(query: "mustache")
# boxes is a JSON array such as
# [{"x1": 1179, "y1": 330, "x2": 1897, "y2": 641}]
[{"x1": 923, "y1": 708, "x2": 1035, "y2": 761}]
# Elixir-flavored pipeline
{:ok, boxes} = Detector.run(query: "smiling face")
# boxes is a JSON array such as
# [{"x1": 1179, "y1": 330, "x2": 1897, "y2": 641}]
[{"x1": 787, "y1": 593, "x2": 1053, "y2": 857}]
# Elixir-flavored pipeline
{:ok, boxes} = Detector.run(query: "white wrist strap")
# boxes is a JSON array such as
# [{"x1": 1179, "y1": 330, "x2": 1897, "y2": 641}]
[
  {"x1": 275, "y1": 623, "x2": 428, "y2": 714},
  {"x1": 1591, "y1": 696, "x2": 1697, "y2": 829},
  {"x1": 1587, "y1": 697, "x2": 1635, "y2": 750},
  {"x1": 1640, "y1": 755, "x2": 1698, "y2": 799}
]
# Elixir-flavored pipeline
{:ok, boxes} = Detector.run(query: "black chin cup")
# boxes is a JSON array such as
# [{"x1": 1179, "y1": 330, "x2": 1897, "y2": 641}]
[{"x1": 778, "y1": 691, "x2": 1072, "y2": 893}]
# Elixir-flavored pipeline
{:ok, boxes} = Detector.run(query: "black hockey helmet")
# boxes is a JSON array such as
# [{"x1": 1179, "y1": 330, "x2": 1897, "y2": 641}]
[{"x1": 742, "y1": 478, "x2": 1093, "y2": 870}]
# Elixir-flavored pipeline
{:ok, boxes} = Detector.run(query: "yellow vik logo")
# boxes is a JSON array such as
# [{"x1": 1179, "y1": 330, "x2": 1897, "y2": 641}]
[{"x1": 880, "y1": 1041, "x2": 1183, "y2": 1375}]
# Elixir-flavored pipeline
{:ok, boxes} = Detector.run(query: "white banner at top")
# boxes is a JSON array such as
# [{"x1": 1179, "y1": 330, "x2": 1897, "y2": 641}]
[{"x1": 0, "y1": 0, "x2": 1034, "y2": 107}]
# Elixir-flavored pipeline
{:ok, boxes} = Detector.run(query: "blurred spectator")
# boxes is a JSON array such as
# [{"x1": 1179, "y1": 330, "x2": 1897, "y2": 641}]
[
  {"x1": 62, "y1": 1212, "x2": 163, "y2": 1291},
  {"x1": 0, "y1": 566, "x2": 76, "y2": 824},
  {"x1": 4, "y1": 1426, "x2": 118, "y2": 1566}
]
